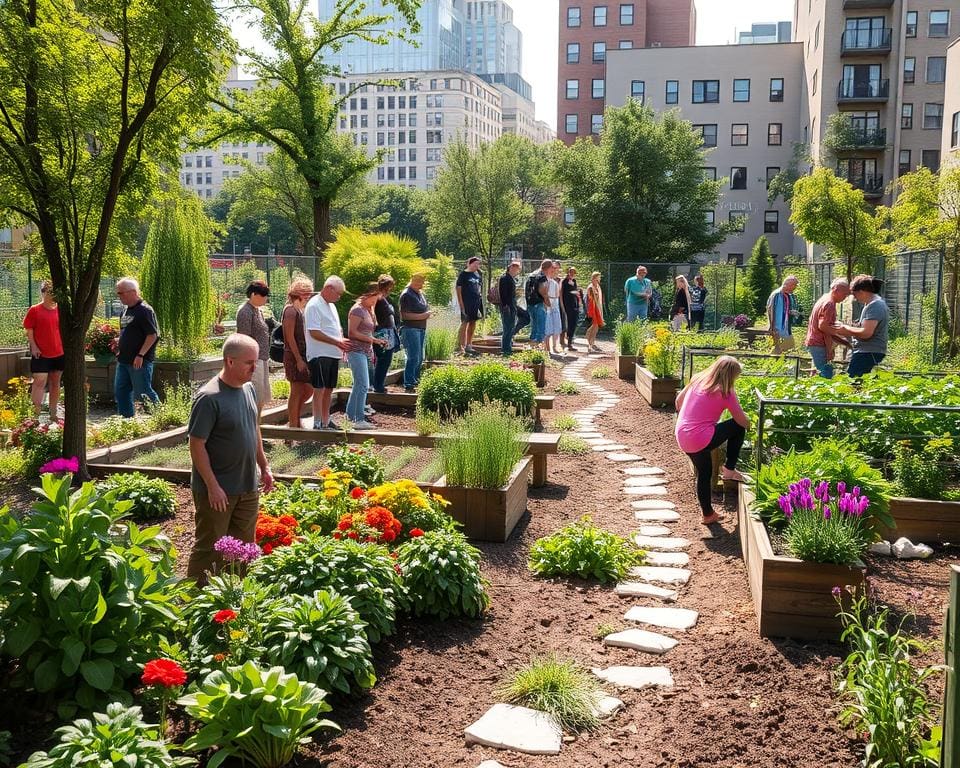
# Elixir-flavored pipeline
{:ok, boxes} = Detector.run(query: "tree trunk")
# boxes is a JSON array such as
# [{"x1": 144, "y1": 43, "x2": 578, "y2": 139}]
[
  {"x1": 60, "y1": 325, "x2": 89, "y2": 479},
  {"x1": 312, "y1": 197, "x2": 331, "y2": 262}
]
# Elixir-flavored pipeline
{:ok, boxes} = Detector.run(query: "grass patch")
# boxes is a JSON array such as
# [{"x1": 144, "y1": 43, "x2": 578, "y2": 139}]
[
  {"x1": 437, "y1": 406, "x2": 524, "y2": 489},
  {"x1": 590, "y1": 365, "x2": 612, "y2": 379},
  {"x1": 550, "y1": 414, "x2": 579, "y2": 432},
  {"x1": 555, "y1": 381, "x2": 580, "y2": 395},
  {"x1": 558, "y1": 435, "x2": 590, "y2": 455},
  {"x1": 499, "y1": 655, "x2": 602, "y2": 732},
  {"x1": 131, "y1": 445, "x2": 192, "y2": 470},
  {"x1": 416, "y1": 454, "x2": 445, "y2": 484},
  {"x1": 384, "y1": 446, "x2": 418, "y2": 478},
  {"x1": 425, "y1": 327, "x2": 457, "y2": 361}
]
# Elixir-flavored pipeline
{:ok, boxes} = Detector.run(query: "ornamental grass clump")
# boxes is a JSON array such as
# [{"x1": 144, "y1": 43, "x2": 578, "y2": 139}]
[
  {"x1": 424, "y1": 326, "x2": 457, "y2": 361},
  {"x1": 528, "y1": 517, "x2": 646, "y2": 583},
  {"x1": 499, "y1": 655, "x2": 603, "y2": 732},
  {"x1": 614, "y1": 319, "x2": 643, "y2": 356},
  {"x1": 437, "y1": 406, "x2": 524, "y2": 489},
  {"x1": 779, "y1": 479, "x2": 872, "y2": 565}
]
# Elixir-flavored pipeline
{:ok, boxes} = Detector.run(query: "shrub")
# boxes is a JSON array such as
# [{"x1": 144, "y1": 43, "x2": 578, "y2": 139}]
[
  {"x1": 0, "y1": 475, "x2": 185, "y2": 717},
  {"x1": 551, "y1": 414, "x2": 579, "y2": 432},
  {"x1": 0, "y1": 376, "x2": 34, "y2": 427},
  {"x1": 325, "y1": 440, "x2": 386, "y2": 488},
  {"x1": 528, "y1": 517, "x2": 646, "y2": 583},
  {"x1": 260, "y1": 480, "x2": 341, "y2": 534},
  {"x1": 557, "y1": 435, "x2": 590, "y2": 455},
  {"x1": 87, "y1": 415, "x2": 151, "y2": 448},
  {"x1": 437, "y1": 406, "x2": 525, "y2": 489},
  {"x1": 179, "y1": 661, "x2": 336, "y2": 768},
  {"x1": 590, "y1": 365, "x2": 612, "y2": 379},
  {"x1": 0, "y1": 449, "x2": 25, "y2": 482},
  {"x1": 779, "y1": 479, "x2": 872, "y2": 564},
  {"x1": 424, "y1": 327, "x2": 457, "y2": 361},
  {"x1": 555, "y1": 380, "x2": 579, "y2": 395},
  {"x1": 98, "y1": 472, "x2": 177, "y2": 521},
  {"x1": 20, "y1": 703, "x2": 194, "y2": 768},
  {"x1": 10, "y1": 418, "x2": 63, "y2": 479},
  {"x1": 745, "y1": 236, "x2": 776, "y2": 318},
  {"x1": 395, "y1": 529, "x2": 489, "y2": 620},
  {"x1": 892, "y1": 438, "x2": 953, "y2": 501},
  {"x1": 417, "y1": 363, "x2": 536, "y2": 418},
  {"x1": 271, "y1": 379, "x2": 290, "y2": 400},
  {"x1": 499, "y1": 656, "x2": 602, "y2": 732}
]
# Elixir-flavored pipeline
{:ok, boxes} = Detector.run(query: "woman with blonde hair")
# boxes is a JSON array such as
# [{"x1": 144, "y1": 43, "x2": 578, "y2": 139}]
[
  {"x1": 585, "y1": 271, "x2": 604, "y2": 352},
  {"x1": 670, "y1": 274, "x2": 692, "y2": 331},
  {"x1": 674, "y1": 355, "x2": 750, "y2": 525},
  {"x1": 281, "y1": 276, "x2": 314, "y2": 428}
]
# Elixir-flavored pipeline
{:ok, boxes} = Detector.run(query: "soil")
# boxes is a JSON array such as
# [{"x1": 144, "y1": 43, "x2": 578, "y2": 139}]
[{"x1": 3, "y1": 346, "x2": 958, "y2": 767}]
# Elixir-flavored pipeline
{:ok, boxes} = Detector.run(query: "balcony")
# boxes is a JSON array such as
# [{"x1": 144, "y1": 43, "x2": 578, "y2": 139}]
[
  {"x1": 841, "y1": 28, "x2": 893, "y2": 55},
  {"x1": 837, "y1": 78, "x2": 889, "y2": 103},
  {"x1": 845, "y1": 174, "x2": 885, "y2": 198},
  {"x1": 832, "y1": 127, "x2": 888, "y2": 152},
  {"x1": 842, "y1": 0, "x2": 893, "y2": 8}
]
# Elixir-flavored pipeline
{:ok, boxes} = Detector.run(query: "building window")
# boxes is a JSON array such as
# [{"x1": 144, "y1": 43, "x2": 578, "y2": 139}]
[
  {"x1": 811, "y1": 70, "x2": 818, "y2": 96},
  {"x1": 768, "y1": 123, "x2": 782, "y2": 146},
  {"x1": 564, "y1": 207, "x2": 575, "y2": 225},
  {"x1": 619, "y1": 40, "x2": 633, "y2": 48},
  {"x1": 630, "y1": 80, "x2": 645, "y2": 102},
  {"x1": 593, "y1": 41, "x2": 606, "y2": 62},
  {"x1": 184, "y1": 157, "x2": 192, "y2": 167},
  {"x1": 592, "y1": 79, "x2": 605, "y2": 99},
  {"x1": 929, "y1": 10, "x2": 950, "y2": 37},
  {"x1": 764, "y1": 210, "x2": 779, "y2": 233},
  {"x1": 620, "y1": 3, "x2": 634, "y2": 24},
  {"x1": 566, "y1": 79, "x2": 579, "y2": 99},
  {"x1": 902, "y1": 103, "x2": 913, "y2": 129},
  {"x1": 906, "y1": 10, "x2": 917, "y2": 36},
  {"x1": 898, "y1": 149, "x2": 912, "y2": 176},
  {"x1": 694, "y1": 124, "x2": 718, "y2": 148},
  {"x1": 904, "y1": 57, "x2": 915, "y2": 84},
  {"x1": 921, "y1": 150, "x2": 941, "y2": 172},
  {"x1": 953, "y1": 111, "x2": 960, "y2": 148},
  {"x1": 591, "y1": 114, "x2": 603, "y2": 134},
  {"x1": 766, "y1": 167, "x2": 780, "y2": 189},
  {"x1": 815, "y1": 21, "x2": 820, "y2": 49},
  {"x1": 729, "y1": 212, "x2": 746, "y2": 232},
  {"x1": 567, "y1": 6, "x2": 581, "y2": 26},
  {"x1": 926, "y1": 56, "x2": 946, "y2": 83},
  {"x1": 565, "y1": 114, "x2": 578, "y2": 134},
  {"x1": 733, "y1": 79, "x2": 750, "y2": 102},
  {"x1": 594, "y1": 5, "x2": 607, "y2": 26},
  {"x1": 731, "y1": 124, "x2": 748, "y2": 146},
  {"x1": 730, "y1": 167, "x2": 747, "y2": 190},
  {"x1": 566, "y1": 43, "x2": 580, "y2": 64},
  {"x1": 769, "y1": 78, "x2": 784, "y2": 102},
  {"x1": 692, "y1": 80, "x2": 720, "y2": 103},
  {"x1": 703, "y1": 167, "x2": 717, "y2": 181},
  {"x1": 665, "y1": 80, "x2": 679, "y2": 104},
  {"x1": 704, "y1": 210, "x2": 715, "y2": 226},
  {"x1": 923, "y1": 103, "x2": 944, "y2": 129}
]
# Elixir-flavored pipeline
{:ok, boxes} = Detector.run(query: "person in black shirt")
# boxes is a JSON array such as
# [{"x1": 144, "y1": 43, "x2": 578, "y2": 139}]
[
  {"x1": 372, "y1": 274, "x2": 397, "y2": 394},
  {"x1": 114, "y1": 277, "x2": 160, "y2": 418},
  {"x1": 560, "y1": 267, "x2": 582, "y2": 351},
  {"x1": 498, "y1": 261, "x2": 522, "y2": 356},
  {"x1": 689, "y1": 274, "x2": 708, "y2": 331},
  {"x1": 455, "y1": 256, "x2": 483, "y2": 356}
]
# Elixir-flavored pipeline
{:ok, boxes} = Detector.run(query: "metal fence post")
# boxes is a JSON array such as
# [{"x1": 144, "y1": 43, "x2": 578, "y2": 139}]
[
  {"x1": 943, "y1": 565, "x2": 960, "y2": 768},
  {"x1": 933, "y1": 248, "x2": 945, "y2": 364}
]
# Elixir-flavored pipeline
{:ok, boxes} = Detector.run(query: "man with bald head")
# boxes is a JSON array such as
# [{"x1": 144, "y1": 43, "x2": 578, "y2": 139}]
[{"x1": 187, "y1": 333, "x2": 274, "y2": 584}]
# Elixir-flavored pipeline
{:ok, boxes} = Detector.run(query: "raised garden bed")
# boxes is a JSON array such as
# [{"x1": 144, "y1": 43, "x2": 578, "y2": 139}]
[
  {"x1": 0, "y1": 348, "x2": 28, "y2": 389},
  {"x1": 635, "y1": 365, "x2": 681, "y2": 408},
  {"x1": 85, "y1": 356, "x2": 223, "y2": 401},
  {"x1": 614, "y1": 352, "x2": 637, "y2": 380},
  {"x1": 880, "y1": 496, "x2": 960, "y2": 544},
  {"x1": 738, "y1": 484, "x2": 866, "y2": 640},
  {"x1": 435, "y1": 455, "x2": 532, "y2": 542}
]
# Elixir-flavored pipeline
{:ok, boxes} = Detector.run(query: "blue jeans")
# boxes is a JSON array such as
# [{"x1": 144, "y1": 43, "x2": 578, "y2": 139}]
[
  {"x1": 627, "y1": 303, "x2": 648, "y2": 322},
  {"x1": 808, "y1": 346, "x2": 834, "y2": 378},
  {"x1": 529, "y1": 303, "x2": 546, "y2": 342},
  {"x1": 500, "y1": 305, "x2": 517, "y2": 355},
  {"x1": 346, "y1": 351, "x2": 370, "y2": 423},
  {"x1": 115, "y1": 360, "x2": 159, "y2": 418},
  {"x1": 373, "y1": 344, "x2": 394, "y2": 393},
  {"x1": 847, "y1": 352, "x2": 885, "y2": 377},
  {"x1": 401, "y1": 327, "x2": 425, "y2": 389}
]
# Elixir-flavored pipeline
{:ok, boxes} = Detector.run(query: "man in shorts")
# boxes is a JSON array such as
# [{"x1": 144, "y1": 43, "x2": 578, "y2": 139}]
[
  {"x1": 455, "y1": 256, "x2": 483, "y2": 356},
  {"x1": 304, "y1": 275, "x2": 351, "y2": 429},
  {"x1": 22, "y1": 280, "x2": 64, "y2": 417}
]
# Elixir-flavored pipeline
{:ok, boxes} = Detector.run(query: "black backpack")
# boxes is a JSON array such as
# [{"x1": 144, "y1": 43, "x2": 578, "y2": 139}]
[
  {"x1": 269, "y1": 323, "x2": 286, "y2": 363},
  {"x1": 525, "y1": 273, "x2": 543, "y2": 305},
  {"x1": 648, "y1": 288, "x2": 663, "y2": 321}
]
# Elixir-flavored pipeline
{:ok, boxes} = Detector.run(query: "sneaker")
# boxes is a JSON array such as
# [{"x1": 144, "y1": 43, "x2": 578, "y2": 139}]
[
  {"x1": 464, "y1": 347, "x2": 480, "y2": 357},
  {"x1": 352, "y1": 420, "x2": 376, "y2": 431},
  {"x1": 364, "y1": 405, "x2": 377, "y2": 416},
  {"x1": 325, "y1": 419, "x2": 340, "y2": 430},
  {"x1": 312, "y1": 421, "x2": 325, "y2": 430}
]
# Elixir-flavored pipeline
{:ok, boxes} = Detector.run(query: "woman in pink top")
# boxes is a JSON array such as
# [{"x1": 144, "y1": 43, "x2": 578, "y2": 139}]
[{"x1": 674, "y1": 356, "x2": 750, "y2": 525}]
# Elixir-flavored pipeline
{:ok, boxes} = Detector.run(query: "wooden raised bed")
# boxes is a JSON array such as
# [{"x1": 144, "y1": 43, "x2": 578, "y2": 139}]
[
  {"x1": 435, "y1": 455, "x2": 532, "y2": 542},
  {"x1": 635, "y1": 365, "x2": 681, "y2": 408},
  {"x1": 880, "y1": 496, "x2": 960, "y2": 544},
  {"x1": 614, "y1": 352, "x2": 637, "y2": 380},
  {"x1": 85, "y1": 356, "x2": 224, "y2": 402},
  {"x1": 0, "y1": 348, "x2": 27, "y2": 390},
  {"x1": 738, "y1": 485, "x2": 866, "y2": 640}
]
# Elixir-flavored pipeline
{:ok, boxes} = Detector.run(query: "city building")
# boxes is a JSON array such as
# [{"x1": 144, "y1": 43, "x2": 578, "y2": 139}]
[
  {"x1": 465, "y1": 1, "x2": 522, "y2": 77},
  {"x1": 738, "y1": 21, "x2": 793, "y2": 45},
  {"x1": 606, "y1": 42, "x2": 805, "y2": 260},
  {"x1": 557, "y1": 0, "x2": 696, "y2": 144},
  {"x1": 942, "y1": 36, "x2": 960, "y2": 168}
]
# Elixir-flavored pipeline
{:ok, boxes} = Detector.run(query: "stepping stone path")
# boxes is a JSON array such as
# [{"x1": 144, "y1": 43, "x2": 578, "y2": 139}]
[
  {"x1": 592, "y1": 666, "x2": 675, "y2": 690},
  {"x1": 614, "y1": 581, "x2": 679, "y2": 602},
  {"x1": 594, "y1": 444, "x2": 629, "y2": 452},
  {"x1": 624, "y1": 606, "x2": 699, "y2": 631},
  {"x1": 622, "y1": 466, "x2": 666, "y2": 476},
  {"x1": 644, "y1": 551, "x2": 690, "y2": 567},
  {"x1": 465, "y1": 704, "x2": 562, "y2": 755},
  {"x1": 624, "y1": 476, "x2": 669, "y2": 487},
  {"x1": 624, "y1": 486, "x2": 668, "y2": 496},
  {"x1": 634, "y1": 508, "x2": 681, "y2": 522},
  {"x1": 603, "y1": 628, "x2": 679, "y2": 654},
  {"x1": 638, "y1": 524, "x2": 673, "y2": 536},
  {"x1": 631, "y1": 499, "x2": 677, "y2": 509},
  {"x1": 607, "y1": 452, "x2": 644, "y2": 462},
  {"x1": 633, "y1": 535, "x2": 691, "y2": 551},
  {"x1": 628, "y1": 565, "x2": 692, "y2": 585}
]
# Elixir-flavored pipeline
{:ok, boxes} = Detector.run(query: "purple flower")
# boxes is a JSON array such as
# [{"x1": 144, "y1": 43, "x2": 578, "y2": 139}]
[
  {"x1": 38, "y1": 456, "x2": 80, "y2": 475},
  {"x1": 214, "y1": 536, "x2": 261, "y2": 564},
  {"x1": 852, "y1": 486, "x2": 861, "y2": 497},
  {"x1": 831, "y1": 586, "x2": 842, "y2": 598},
  {"x1": 837, "y1": 481, "x2": 847, "y2": 496},
  {"x1": 823, "y1": 506, "x2": 831, "y2": 520}
]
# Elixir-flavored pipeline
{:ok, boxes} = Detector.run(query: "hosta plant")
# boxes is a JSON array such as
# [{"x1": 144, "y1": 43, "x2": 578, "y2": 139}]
[
  {"x1": 98, "y1": 472, "x2": 177, "y2": 521},
  {"x1": 528, "y1": 517, "x2": 646, "y2": 583},
  {"x1": 179, "y1": 662, "x2": 337, "y2": 768}
]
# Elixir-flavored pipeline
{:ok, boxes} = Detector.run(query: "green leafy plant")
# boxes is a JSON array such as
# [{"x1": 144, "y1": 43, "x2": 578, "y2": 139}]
[
  {"x1": 87, "y1": 415, "x2": 151, "y2": 448},
  {"x1": 551, "y1": 414, "x2": 579, "y2": 432},
  {"x1": 395, "y1": 529, "x2": 489, "y2": 620},
  {"x1": 593, "y1": 623, "x2": 618, "y2": 640},
  {"x1": 892, "y1": 438, "x2": 953, "y2": 501},
  {"x1": 179, "y1": 661, "x2": 337, "y2": 768},
  {"x1": 414, "y1": 409, "x2": 441, "y2": 436},
  {"x1": 424, "y1": 327, "x2": 457, "y2": 361},
  {"x1": 98, "y1": 472, "x2": 177, "y2": 521},
  {"x1": 437, "y1": 406, "x2": 524, "y2": 489},
  {"x1": 0, "y1": 476, "x2": 184, "y2": 717},
  {"x1": 20, "y1": 703, "x2": 195, "y2": 768},
  {"x1": 271, "y1": 379, "x2": 291, "y2": 400},
  {"x1": 499, "y1": 655, "x2": 603, "y2": 732},
  {"x1": 590, "y1": 365, "x2": 612, "y2": 379},
  {"x1": 0, "y1": 449, "x2": 25, "y2": 482},
  {"x1": 418, "y1": 362, "x2": 536, "y2": 418},
  {"x1": 558, "y1": 435, "x2": 590, "y2": 455},
  {"x1": 614, "y1": 319, "x2": 644, "y2": 356},
  {"x1": 144, "y1": 384, "x2": 194, "y2": 432},
  {"x1": 325, "y1": 440, "x2": 385, "y2": 488},
  {"x1": 555, "y1": 380, "x2": 579, "y2": 395},
  {"x1": 516, "y1": 349, "x2": 545, "y2": 365},
  {"x1": 260, "y1": 480, "x2": 341, "y2": 534},
  {"x1": 528, "y1": 517, "x2": 646, "y2": 583}
]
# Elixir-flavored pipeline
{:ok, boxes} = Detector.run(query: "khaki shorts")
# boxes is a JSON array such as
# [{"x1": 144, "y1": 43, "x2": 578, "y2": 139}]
[{"x1": 252, "y1": 358, "x2": 271, "y2": 405}]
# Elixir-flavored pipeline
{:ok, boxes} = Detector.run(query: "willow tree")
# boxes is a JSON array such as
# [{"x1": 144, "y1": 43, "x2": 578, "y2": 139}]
[
  {"x1": 140, "y1": 195, "x2": 213, "y2": 354},
  {"x1": 0, "y1": 0, "x2": 230, "y2": 471}
]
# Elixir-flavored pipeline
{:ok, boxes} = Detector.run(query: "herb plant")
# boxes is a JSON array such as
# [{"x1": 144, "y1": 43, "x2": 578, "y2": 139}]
[
  {"x1": 555, "y1": 380, "x2": 580, "y2": 395},
  {"x1": 528, "y1": 517, "x2": 646, "y2": 583},
  {"x1": 86, "y1": 415, "x2": 150, "y2": 448},
  {"x1": 892, "y1": 438, "x2": 953, "y2": 501},
  {"x1": 590, "y1": 365, "x2": 613, "y2": 379},
  {"x1": 144, "y1": 384, "x2": 194, "y2": 432},
  {"x1": 551, "y1": 414, "x2": 579, "y2": 432},
  {"x1": 98, "y1": 472, "x2": 177, "y2": 521},
  {"x1": 499, "y1": 655, "x2": 603, "y2": 732},
  {"x1": 614, "y1": 319, "x2": 643, "y2": 356},
  {"x1": 424, "y1": 327, "x2": 457, "y2": 361},
  {"x1": 558, "y1": 435, "x2": 590, "y2": 455},
  {"x1": 417, "y1": 363, "x2": 536, "y2": 418},
  {"x1": 437, "y1": 406, "x2": 524, "y2": 489}
]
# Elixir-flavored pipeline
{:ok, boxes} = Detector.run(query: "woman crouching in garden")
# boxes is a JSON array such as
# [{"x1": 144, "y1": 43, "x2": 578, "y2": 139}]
[{"x1": 674, "y1": 355, "x2": 750, "y2": 525}]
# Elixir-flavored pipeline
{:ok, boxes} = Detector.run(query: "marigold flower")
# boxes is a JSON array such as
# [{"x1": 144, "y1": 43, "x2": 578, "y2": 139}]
[
  {"x1": 324, "y1": 489, "x2": 339, "y2": 500},
  {"x1": 213, "y1": 609, "x2": 238, "y2": 624},
  {"x1": 347, "y1": 531, "x2": 358, "y2": 539},
  {"x1": 263, "y1": 543, "x2": 274, "y2": 554},
  {"x1": 337, "y1": 517, "x2": 352, "y2": 531},
  {"x1": 141, "y1": 659, "x2": 187, "y2": 688},
  {"x1": 213, "y1": 653, "x2": 228, "y2": 662},
  {"x1": 409, "y1": 528, "x2": 424, "y2": 537},
  {"x1": 351, "y1": 487, "x2": 366, "y2": 499}
]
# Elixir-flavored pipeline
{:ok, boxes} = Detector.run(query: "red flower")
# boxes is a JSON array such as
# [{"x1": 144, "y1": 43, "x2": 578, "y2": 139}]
[
  {"x1": 382, "y1": 529, "x2": 396, "y2": 543},
  {"x1": 278, "y1": 514, "x2": 298, "y2": 528},
  {"x1": 347, "y1": 531, "x2": 358, "y2": 540},
  {"x1": 350, "y1": 487, "x2": 366, "y2": 499},
  {"x1": 263, "y1": 543, "x2": 274, "y2": 554},
  {"x1": 214, "y1": 653, "x2": 228, "y2": 662},
  {"x1": 141, "y1": 659, "x2": 187, "y2": 688},
  {"x1": 409, "y1": 528, "x2": 424, "y2": 537},
  {"x1": 337, "y1": 517, "x2": 352, "y2": 531},
  {"x1": 333, "y1": 532, "x2": 342, "y2": 539},
  {"x1": 213, "y1": 609, "x2": 238, "y2": 624}
]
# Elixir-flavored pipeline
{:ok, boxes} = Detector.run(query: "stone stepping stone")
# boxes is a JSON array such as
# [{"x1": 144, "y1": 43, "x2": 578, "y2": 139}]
[
  {"x1": 614, "y1": 581, "x2": 678, "y2": 602},
  {"x1": 624, "y1": 606, "x2": 699, "y2": 631},
  {"x1": 622, "y1": 466, "x2": 666, "y2": 476},
  {"x1": 623, "y1": 486, "x2": 668, "y2": 496},
  {"x1": 574, "y1": 431, "x2": 604, "y2": 439},
  {"x1": 627, "y1": 565, "x2": 691, "y2": 585},
  {"x1": 591, "y1": 693, "x2": 625, "y2": 718},
  {"x1": 464, "y1": 704, "x2": 562, "y2": 755},
  {"x1": 603, "y1": 628, "x2": 678, "y2": 654},
  {"x1": 607, "y1": 452, "x2": 643, "y2": 462},
  {"x1": 594, "y1": 444, "x2": 629, "y2": 452},
  {"x1": 633, "y1": 509, "x2": 681, "y2": 523},
  {"x1": 624, "y1": 476, "x2": 668, "y2": 487},
  {"x1": 631, "y1": 499, "x2": 676, "y2": 510},
  {"x1": 592, "y1": 665, "x2": 674, "y2": 690},
  {"x1": 633, "y1": 535, "x2": 690, "y2": 551},
  {"x1": 644, "y1": 551, "x2": 689, "y2": 567},
  {"x1": 584, "y1": 437, "x2": 614, "y2": 445},
  {"x1": 638, "y1": 524, "x2": 673, "y2": 537},
  {"x1": 478, "y1": 761, "x2": 510, "y2": 768}
]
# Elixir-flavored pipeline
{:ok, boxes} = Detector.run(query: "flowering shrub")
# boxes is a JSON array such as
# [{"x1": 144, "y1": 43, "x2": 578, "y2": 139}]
[
  {"x1": 778, "y1": 478, "x2": 872, "y2": 564},
  {"x1": 721, "y1": 314, "x2": 751, "y2": 331},
  {"x1": 10, "y1": 417, "x2": 63, "y2": 478},
  {"x1": 643, "y1": 328, "x2": 676, "y2": 378},
  {"x1": 1, "y1": 376, "x2": 33, "y2": 428},
  {"x1": 364, "y1": 479, "x2": 455, "y2": 540},
  {"x1": 255, "y1": 512, "x2": 299, "y2": 554},
  {"x1": 85, "y1": 322, "x2": 119, "y2": 357},
  {"x1": 334, "y1": 505, "x2": 402, "y2": 544},
  {"x1": 260, "y1": 479, "x2": 342, "y2": 534},
  {"x1": 324, "y1": 440, "x2": 385, "y2": 488}
]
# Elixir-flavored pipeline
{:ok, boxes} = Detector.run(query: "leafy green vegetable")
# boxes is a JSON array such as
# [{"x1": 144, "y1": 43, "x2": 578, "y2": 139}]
[{"x1": 528, "y1": 517, "x2": 646, "y2": 583}]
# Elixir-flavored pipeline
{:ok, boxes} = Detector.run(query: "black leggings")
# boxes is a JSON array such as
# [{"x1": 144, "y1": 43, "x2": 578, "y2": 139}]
[
  {"x1": 563, "y1": 300, "x2": 579, "y2": 345},
  {"x1": 685, "y1": 419, "x2": 745, "y2": 517}
]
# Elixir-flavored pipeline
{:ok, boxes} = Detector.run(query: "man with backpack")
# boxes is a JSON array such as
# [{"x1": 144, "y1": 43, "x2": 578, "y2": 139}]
[
  {"x1": 491, "y1": 261, "x2": 522, "y2": 355},
  {"x1": 525, "y1": 259, "x2": 553, "y2": 350}
]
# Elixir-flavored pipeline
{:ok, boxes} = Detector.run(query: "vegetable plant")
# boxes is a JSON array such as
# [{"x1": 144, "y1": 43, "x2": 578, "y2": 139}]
[
  {"x1": 417, "y1": 362, "x2": 536, "y2": 418},
  {"x1": 98, "y1": 472, "x2": 177, "y2": 521},
  {"x1": 325, "y1": 440, "x2": 386, "y2": 488},
  {"x1": 892, "y1": 438, "x2": 954, "y2": 500},
  {"x1": 528, "y1": 517, "x2": 646, "y2": 583}
]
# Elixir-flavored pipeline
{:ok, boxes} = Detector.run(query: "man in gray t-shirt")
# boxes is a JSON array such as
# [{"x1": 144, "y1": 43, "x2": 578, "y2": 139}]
[{"x1": 187, "y1": 334, "x2": 274, "y2": 584}]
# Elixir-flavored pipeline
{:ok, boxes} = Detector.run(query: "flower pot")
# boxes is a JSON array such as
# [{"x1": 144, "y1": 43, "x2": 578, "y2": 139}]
[
  {"x1": 614, "y1": 352, "x2": 637, "y2": 380},
  {"x1": 525, "y1": 362, "x2": 546, "y2": 388},
  {"x1": 880, "y1": 496, "x2": 960, "y2": 544},
  {"x1": 738, "y1": 485, "x2": 866, "y2": 640},
  {"x1": 634, "y1": 365, "x2": 680, "y2": 408}
]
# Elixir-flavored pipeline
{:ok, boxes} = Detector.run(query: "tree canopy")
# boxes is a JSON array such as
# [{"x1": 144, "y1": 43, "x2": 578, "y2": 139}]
[{"x1": 745, "y1": 237, "x2": 777, "y2": 318}]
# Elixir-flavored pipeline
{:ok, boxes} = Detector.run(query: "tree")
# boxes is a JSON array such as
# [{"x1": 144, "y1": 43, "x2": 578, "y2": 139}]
[
  {"x1": 371, "y1": 185, "x2": 431, "y2": 254},
  {"x1": 202, "y1": 0, "x2": 419, "y2": 258},
  {"x1": 767, "y1": 142, "x2": 812, "y2": 205},
  {"x1": 789, "y1": 167, "x2": 882, "y2": 280},
  {"x1": 425, "y1": 136, "x2": 532, "y2": 287},
  {"x1": 0, "y1": 0, "x2": 229, "y2": 471},
  {"x1": 881, "y1": 166, "x2": 960, "y2": 357},
  {"x1": 208, "y1": 187, "x2": 301, "y2": 256},
  {"x1": 555, "y1": 101, "x2": 732, "y2": 263},
  {"x1": 745, "y1": 237, "x2": 777, "y2": 318}
]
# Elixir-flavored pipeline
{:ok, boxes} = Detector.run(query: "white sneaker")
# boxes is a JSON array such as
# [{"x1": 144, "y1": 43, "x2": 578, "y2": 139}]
[
  {"x1": 364, "y1": 405, "x2": 376, "y2": 416},
  {"x1": 352, "y1": 420, "x2": 376, "y2": 431}
]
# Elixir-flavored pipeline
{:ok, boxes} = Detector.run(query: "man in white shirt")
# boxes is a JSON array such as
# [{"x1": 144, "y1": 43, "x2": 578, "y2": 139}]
[{"x1": 304, "y1": 275, "x2": 350, "y2": 429}]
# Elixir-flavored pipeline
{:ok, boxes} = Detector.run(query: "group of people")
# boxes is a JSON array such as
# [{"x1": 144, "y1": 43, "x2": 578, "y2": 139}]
[{"x1": 623, "y1": 266, "x2": 708, "y2": 332}]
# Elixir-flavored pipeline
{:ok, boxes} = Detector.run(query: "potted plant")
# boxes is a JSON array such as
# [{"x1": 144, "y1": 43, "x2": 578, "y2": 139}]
[
  {"x1": 85, "y1": 322, "x2": 120, "y2": 364},
  {"x1": 613, "y1": 320, "x2": 643, "y2": 380},
  {"x1": 635, "y1": 328, "x2": 680, "y2": 407},
  {"x1": 517, "y1": 349, "x2": 546, "y2": 387}
]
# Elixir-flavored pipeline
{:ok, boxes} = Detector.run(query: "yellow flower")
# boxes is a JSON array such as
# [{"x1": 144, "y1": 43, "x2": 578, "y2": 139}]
[
  {"x1": 323, "y1": 480, "x2": 341, "y2": 490},
  {"x1": 229, "y1": 630, "x2": 245, "y2": 640},
  {"x1": 318, "y1": 468, "x2": 332, "y2": 478},
  {"x1": 324, "y1": 489, "x2": 339, "y2": 499},
  {"x1": 336, "y1": 471, "x2": 352, "y2": 480},
  {"x1": 7, "y1": 378, "x2": 18, "y2": 386}
]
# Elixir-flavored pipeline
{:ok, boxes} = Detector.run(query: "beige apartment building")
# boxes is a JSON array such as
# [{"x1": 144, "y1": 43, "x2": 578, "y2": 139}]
[
  {"x1": 605, "y1": 43, "x2": 806, "y2": 261},
  {"x1": 943, "y1": 37, "x2": 960, "y2": 167}
]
